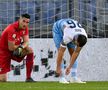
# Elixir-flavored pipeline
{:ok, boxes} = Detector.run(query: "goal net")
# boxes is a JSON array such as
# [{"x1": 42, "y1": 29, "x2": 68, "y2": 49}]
[{"x1": 0, "y1": 0, "x2": 108, "y2": 38}]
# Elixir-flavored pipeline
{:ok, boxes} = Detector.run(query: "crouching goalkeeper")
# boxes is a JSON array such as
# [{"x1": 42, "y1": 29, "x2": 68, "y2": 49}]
[{"x1": 0, "y1": 13, "x2": 34, "y2": 82}]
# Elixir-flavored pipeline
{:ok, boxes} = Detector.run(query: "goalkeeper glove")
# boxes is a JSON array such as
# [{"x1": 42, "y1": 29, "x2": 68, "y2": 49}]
[{"x1": 13, "y1": 45, "x2": 24, "y2": 57}]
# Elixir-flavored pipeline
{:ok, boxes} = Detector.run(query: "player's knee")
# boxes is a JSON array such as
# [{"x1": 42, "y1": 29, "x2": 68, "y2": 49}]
[
  {"x1": 25, "y1": 47, "x2": 34, "y2": 54},
  {"x1": 0, "y1": 78, "x2": 6, "y2": 82},
  {"x1": 29, "y1": 47, "x2": 33, "y2": 53},
  {"x1": 0, "y1": 74, "x2": 7, "y2": 82}
]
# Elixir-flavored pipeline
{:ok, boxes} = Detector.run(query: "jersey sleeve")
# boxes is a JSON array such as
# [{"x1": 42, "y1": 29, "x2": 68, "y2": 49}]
[
  {"x1": 24, "y1": 27, "x2": 29, "y2": 36},
  {"x1": 8, "y1": 25, "x2": 16, "y2": 42}
]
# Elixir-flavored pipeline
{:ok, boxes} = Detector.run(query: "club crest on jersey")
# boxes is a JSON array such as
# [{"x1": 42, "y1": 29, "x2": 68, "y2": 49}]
[{"x1": 12, "y1": 34, "x2": 16, "y2": 39}]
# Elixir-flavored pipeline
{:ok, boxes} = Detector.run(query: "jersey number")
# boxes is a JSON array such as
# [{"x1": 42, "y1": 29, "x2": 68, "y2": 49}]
[{"x1": 67, "y1": 20, "x2": 82, "y2": 28}]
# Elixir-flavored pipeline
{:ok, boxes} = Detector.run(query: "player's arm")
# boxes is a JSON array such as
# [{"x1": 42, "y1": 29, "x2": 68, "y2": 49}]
[
  {"x1": 8, "y1": 41, "x2": 19, "y2": 51},
  {"x1": 56, "y1": 30, "x2": 70, "y2": 75},
  {"x1": 8, "y1": 41, "x2": 24, "y2": 57},
  {"x1": 69, "y1": 46, "x2": 82, "y2": 68},
  {"x1": 65, "y1": 46, "x2": 82, "y2": 75},
  {"x1": 7, "y1": 26, "x2": 19, "y2": 51},
  {"x1": 21, "y1": 35, "x2": 29, "y2": 48},
  {"x1": 56, "y1": 40, "x2": 67, "y2": 76},
  {"x1": 8, "y1": 35, "x2": 29, "y2": 51}
]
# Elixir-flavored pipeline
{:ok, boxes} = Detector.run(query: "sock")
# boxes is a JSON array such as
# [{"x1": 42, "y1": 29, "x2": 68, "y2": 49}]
[
  {"x1": 26, "y1": 53, "x2": 34, "y2": 79},
  {"x1": 71, "y1": 60, "x2": 78, "y2": 78}
]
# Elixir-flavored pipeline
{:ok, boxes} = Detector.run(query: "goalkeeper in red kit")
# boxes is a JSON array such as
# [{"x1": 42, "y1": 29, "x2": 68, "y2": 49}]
[{"x1": 0, "y1": 13, "x2": 35, "y2": 82}]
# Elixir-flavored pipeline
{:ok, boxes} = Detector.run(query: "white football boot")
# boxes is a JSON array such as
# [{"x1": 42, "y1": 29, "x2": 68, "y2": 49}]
[
  {"x1": 59, "y1": 77, "x2": 69, "y2": 84},
  {"x1": 70, "y1": 77, "x2": 86, "y2": 83}
]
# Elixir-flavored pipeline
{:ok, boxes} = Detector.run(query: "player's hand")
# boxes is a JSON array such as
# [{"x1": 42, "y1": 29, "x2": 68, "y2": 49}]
[
  {"x1": 13, "y1": 45, "x2": 23, "y2": 57},
  {"x1": 65, "y1": 67, "x2": 71, "y2": 75}
]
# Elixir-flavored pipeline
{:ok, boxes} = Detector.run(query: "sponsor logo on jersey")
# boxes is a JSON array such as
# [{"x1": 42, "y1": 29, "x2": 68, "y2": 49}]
[{"x1": 75, "y1": 29, "x2": 81, "y2": 32}]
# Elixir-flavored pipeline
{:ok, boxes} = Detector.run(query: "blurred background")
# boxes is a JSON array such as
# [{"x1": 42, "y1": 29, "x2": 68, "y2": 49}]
[{"x1": 0, "y1": 0, "x2": 108, "y2": 38}]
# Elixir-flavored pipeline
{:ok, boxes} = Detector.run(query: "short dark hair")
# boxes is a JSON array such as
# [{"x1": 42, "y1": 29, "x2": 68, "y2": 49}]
[
  {"x1": 77, "y1": 34, "x2": 87, "y2": 47},
  {"x1": 21, "y1": 13, "x2": 30, "y2": 19}
]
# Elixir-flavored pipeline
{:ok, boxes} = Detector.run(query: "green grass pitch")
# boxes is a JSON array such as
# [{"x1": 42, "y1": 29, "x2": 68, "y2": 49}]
[{"x1": 0, "y1": 81, "x2": 108, "y2": 90}]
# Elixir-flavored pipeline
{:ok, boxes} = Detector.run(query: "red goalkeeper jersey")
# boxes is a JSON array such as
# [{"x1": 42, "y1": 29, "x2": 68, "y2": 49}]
[{"x1": 0, "y1": 21, "x2": 29, "y2": 52}]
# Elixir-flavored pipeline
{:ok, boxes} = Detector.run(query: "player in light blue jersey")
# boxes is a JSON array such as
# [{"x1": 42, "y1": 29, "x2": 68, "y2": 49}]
[{"x1": 52, "y1": 19, "x2": 87, "y2": 84}]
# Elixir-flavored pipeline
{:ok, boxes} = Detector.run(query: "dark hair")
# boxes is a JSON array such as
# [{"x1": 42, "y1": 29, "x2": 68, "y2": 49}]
[
  {"x1": 77, "y1": 34, "x2": 87, "y2": 47},
  {"x1": 21, "y1": 13, "x2": 30, "y2": 19}
]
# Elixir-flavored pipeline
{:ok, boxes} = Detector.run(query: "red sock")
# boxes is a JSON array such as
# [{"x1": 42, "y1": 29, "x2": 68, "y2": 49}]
[{"x1": 26, "y1": 53, "x2": 34, "y2": 79}]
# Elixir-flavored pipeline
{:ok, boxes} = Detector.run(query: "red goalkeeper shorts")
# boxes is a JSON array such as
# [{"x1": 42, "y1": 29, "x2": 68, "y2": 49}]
[{"x1": 0, "y1": 50, "x2": 25, "y2": 74}]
